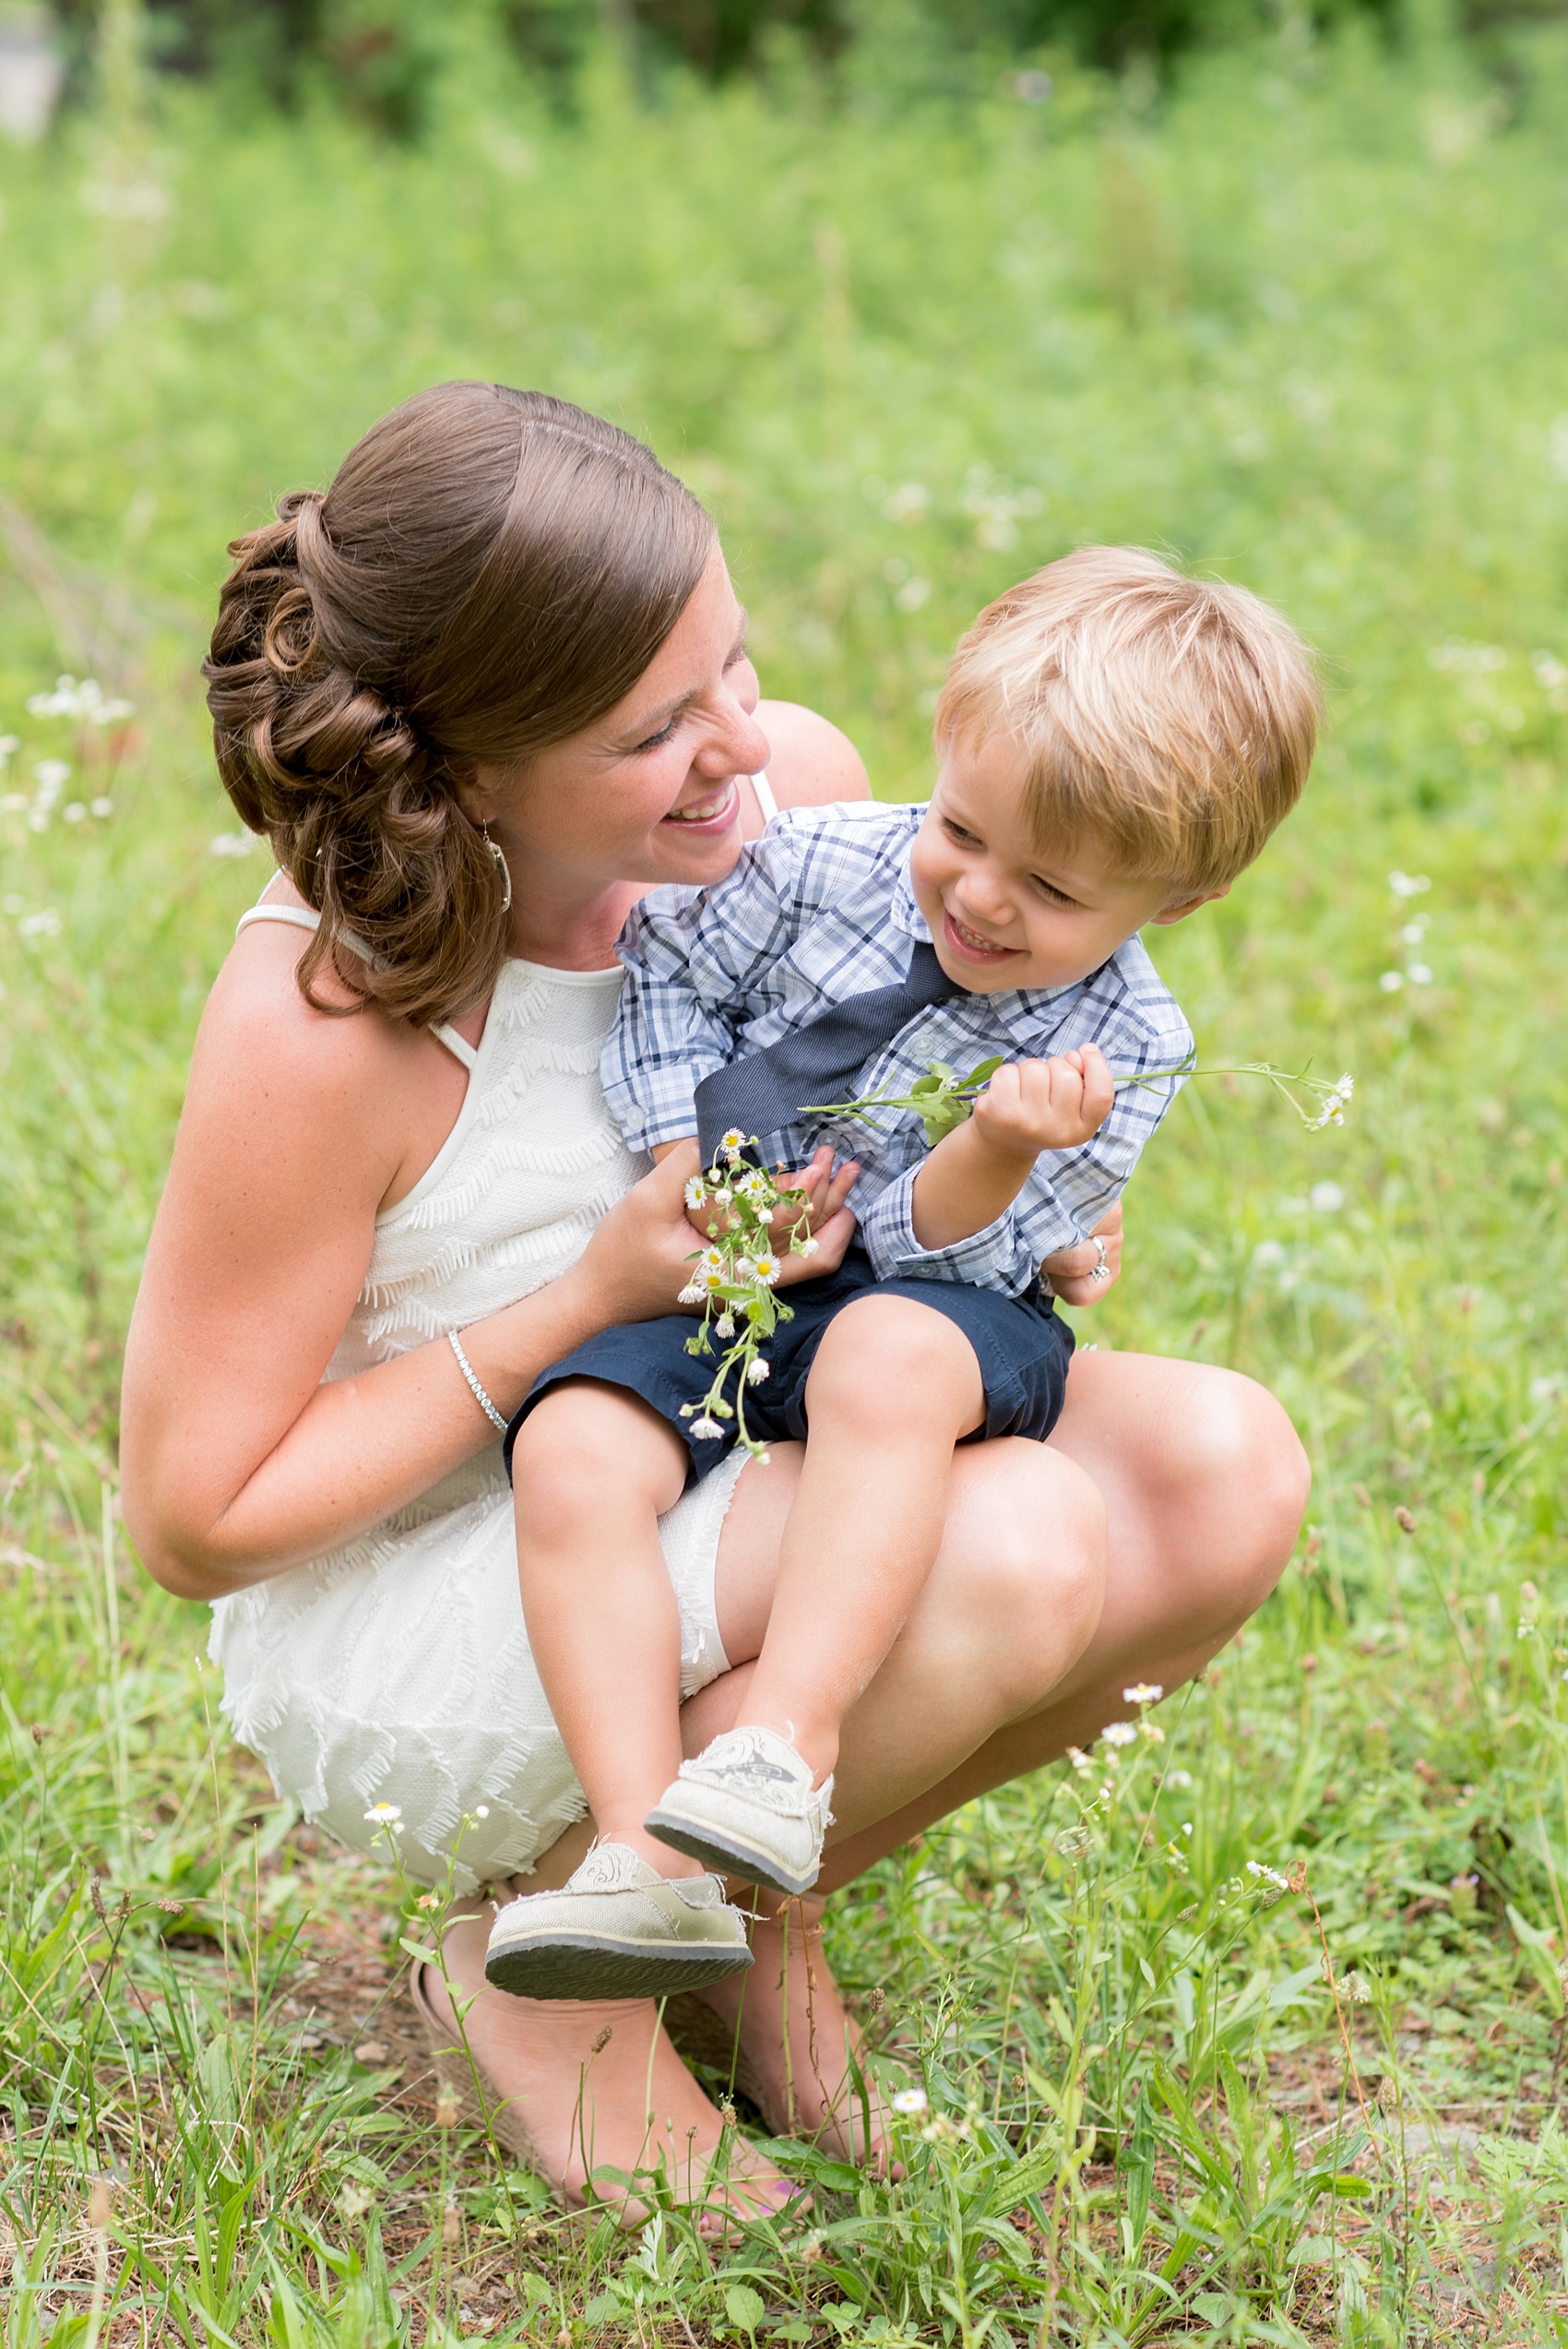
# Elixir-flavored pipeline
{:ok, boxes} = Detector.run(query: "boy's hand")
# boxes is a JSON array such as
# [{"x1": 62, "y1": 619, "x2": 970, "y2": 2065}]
[
  {"x1": 909, "y1": 1046, "x2": 1113, "y2": 1253},
  {"x1": 968, "y1": 1045, "x2": 1114, "y2": 1161}
]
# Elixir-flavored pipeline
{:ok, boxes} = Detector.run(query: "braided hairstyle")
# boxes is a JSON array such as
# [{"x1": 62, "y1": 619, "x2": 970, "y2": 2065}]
[{"x1": 205, "y1": 383, "x2": 716, "y2": 1027}]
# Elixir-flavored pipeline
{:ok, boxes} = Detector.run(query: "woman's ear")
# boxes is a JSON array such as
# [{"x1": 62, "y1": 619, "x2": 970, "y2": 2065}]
[
  {"x1": 1148, "y1": 882, "x2": 1231, "y2": 927},
  {"x1": 457, "y1": 763, "x2": 502, "y2": 827}
]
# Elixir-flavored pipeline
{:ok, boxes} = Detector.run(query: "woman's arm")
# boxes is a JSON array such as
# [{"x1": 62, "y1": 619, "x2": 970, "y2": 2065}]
[{"x1": 118, "y1": 939, "x2": 766, "y2": 1604}]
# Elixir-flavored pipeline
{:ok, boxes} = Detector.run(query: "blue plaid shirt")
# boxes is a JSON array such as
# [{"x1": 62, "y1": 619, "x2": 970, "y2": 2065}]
[{"x1": 604, "y1": 802, "x2": 1194, "y2": 1297}]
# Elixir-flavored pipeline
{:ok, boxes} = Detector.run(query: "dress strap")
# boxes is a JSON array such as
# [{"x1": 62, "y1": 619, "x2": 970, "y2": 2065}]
[
  {"x1": 748, "y1": 769, "x2": 778, "y2": 825},
  {"x1": 236, "y1": 902, "x2": 327, "y2": 940},
  {"x1": 236, "y1": 900, "x2": 478, "y2": 1071}
]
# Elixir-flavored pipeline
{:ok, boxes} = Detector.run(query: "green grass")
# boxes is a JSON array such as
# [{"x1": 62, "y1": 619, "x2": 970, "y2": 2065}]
[{"x1": 4, "y1": 19, "x2": 1568, "y2": 2342}]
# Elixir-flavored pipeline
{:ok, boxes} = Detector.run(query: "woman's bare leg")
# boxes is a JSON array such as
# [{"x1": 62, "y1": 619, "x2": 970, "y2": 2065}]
[
  {"x1": 683, "y1": 1351, "x2": 1305, "y2": 2123},
  {"x1": 684, "y1": 1891, "x2": 895, "y2": 2164},
  {"x1": 697, "y1": 1435, "x2": 1108, "y2": 1838},
  {"x1": 816, "y1": 1352, "x2": 1310, "y2": 1885},
  {"x1": 441, "y1": 1353, "x2": 1303, "y2": 2178}
]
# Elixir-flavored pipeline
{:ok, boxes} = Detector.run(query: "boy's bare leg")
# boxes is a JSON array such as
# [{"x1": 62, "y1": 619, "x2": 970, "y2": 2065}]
[
  {"x1": 512, "y1": 1382, "x2": 705, "y2": 1877},
  {"x1": 739, "y1": 1294, "x2": 985, "y2": 1783}
]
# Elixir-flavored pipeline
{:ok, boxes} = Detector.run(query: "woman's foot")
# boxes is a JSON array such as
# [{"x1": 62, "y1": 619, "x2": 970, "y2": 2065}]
[
  {"x1": 689, "y1": 1895, "x2": 896, "y2": 2173},
  {"x1": 422, "y1": 1912, "x2": 795, "y2": 2229}
]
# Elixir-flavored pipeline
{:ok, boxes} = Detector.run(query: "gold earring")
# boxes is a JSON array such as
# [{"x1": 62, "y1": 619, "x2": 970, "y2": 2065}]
[{"x1": 482, "y1": 823, "x2": 512, "y2": 914}]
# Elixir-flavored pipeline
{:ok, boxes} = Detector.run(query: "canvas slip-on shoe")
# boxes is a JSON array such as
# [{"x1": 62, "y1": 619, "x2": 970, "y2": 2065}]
[
  {"x1": 645, "y1": 1725, "x2": 833, "y2": 1896},
  {"x1": 483, "y1": 1840, "x2": 754, "y2": 2000}
]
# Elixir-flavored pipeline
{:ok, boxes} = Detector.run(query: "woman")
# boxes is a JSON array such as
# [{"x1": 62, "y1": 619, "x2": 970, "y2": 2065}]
[{"x1": 121, "y1": 383, "x2": 1308, "y2": 2219}]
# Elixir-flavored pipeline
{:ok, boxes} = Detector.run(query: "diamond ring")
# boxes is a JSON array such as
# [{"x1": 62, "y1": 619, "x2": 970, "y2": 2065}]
[{"x1": 1088, "y1": 1235, "x2": 1111, "y2": 1282}]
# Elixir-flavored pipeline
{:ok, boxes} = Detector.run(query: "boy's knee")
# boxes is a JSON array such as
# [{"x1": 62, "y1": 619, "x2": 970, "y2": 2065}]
[
  {"x1": 807, "y1": 1295, "x2": 978, "y2": 1421},
  {"x1": 512, "y1": 1381, "x2": 679, "y2": 1525}
]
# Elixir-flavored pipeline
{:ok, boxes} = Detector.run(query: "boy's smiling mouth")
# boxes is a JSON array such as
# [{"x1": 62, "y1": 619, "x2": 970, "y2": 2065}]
[{"x1": 942, "y1": 906, "x2": 1022, "y2": 965}]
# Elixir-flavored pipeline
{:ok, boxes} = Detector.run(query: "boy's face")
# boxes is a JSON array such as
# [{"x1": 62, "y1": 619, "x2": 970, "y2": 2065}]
[{"x1": 909, "y1": 727, "x2": 1225, "y2": 994}]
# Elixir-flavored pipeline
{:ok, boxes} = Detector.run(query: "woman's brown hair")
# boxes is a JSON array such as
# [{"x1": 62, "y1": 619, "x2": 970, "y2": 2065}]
[{"x1": 204, "y1": 382, "x2": 716, "y2": 1027}]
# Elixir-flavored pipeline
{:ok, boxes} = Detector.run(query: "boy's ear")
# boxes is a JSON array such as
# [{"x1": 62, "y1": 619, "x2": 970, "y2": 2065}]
[{"x1": 1148, "y1": 883, "x2": 1230, "y2": 927}]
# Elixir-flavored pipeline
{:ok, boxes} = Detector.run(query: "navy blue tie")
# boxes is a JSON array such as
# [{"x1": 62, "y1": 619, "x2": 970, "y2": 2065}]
[{"x1": 695, "y1": 940, "x2": 960, "y2": 1166}]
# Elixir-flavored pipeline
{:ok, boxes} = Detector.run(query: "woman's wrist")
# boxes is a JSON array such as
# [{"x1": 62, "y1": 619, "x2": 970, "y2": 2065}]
[{"x1": 447, "y1": 1263, "x2": 604, "y2": 1425}]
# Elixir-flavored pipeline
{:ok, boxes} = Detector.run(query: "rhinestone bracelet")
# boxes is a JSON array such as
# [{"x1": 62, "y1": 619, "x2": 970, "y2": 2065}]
[{"x1": 447, "y1": 1328, "x2": 508, "y2": 1435}]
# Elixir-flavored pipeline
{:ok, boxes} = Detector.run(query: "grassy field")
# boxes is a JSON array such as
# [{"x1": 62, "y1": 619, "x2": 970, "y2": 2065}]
[{"x1": 4, "y1": 18, "x2": 1568, "y2": 2342}]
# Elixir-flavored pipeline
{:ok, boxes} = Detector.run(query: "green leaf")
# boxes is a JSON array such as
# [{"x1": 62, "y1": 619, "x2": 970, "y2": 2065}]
[{"x1": 725, "y1": 2282, "x2": 766, "y2": 2337}]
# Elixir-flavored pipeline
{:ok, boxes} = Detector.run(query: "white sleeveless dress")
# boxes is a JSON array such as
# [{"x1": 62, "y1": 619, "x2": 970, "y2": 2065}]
[{"x1": 208, "y1": 779, "x2": 779, "y2": 1891}]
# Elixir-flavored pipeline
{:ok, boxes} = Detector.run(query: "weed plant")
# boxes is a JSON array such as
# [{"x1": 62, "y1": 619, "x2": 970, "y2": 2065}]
[{"x1": 3, "y1": 19, "x2": 1568, "y2": 2343}]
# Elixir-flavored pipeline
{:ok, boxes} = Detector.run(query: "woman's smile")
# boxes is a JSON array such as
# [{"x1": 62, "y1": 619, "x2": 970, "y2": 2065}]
[{"x1": 662, "y1": 780, "x2": 741, "y2": 832}]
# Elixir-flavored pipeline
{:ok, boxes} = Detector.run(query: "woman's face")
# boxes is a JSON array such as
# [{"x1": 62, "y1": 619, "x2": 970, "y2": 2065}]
[{"x1": 473, "y1": 543, "x2": 769, "y2": 892}]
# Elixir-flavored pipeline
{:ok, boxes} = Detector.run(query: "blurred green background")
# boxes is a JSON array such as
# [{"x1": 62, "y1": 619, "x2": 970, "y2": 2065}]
[{"x1": 2, "y1": 1, "x2": 1568, "y2": 2338}]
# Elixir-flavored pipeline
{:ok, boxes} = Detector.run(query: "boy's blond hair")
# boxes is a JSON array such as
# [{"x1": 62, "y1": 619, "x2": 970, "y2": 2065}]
[{"x1": 934, "y1": 545, "x2": 1321, "y2": 899}]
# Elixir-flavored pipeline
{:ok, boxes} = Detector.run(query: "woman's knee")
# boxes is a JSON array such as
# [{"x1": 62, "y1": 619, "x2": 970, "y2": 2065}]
[
  {"x1": 935, "y1": 1441, "x2": 1107, "y2": 1693},
  {"x1": 1179, "y1": 1369, "x2": 1310, "y2": 1587}
]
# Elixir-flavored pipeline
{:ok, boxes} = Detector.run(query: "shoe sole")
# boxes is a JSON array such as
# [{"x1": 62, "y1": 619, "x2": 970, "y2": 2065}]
[
  {"x1": 485, "y1": 1933, "x2": 754, "y2": 2002},
  {"x1": 644, "y1": 1809, "x2": 821, "y2": 1898}
]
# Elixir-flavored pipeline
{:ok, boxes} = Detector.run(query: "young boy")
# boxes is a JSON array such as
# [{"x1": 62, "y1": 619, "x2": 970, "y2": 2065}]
[{"x1": 484, "y1": 546, "x2": 1319, "y2": 2000}]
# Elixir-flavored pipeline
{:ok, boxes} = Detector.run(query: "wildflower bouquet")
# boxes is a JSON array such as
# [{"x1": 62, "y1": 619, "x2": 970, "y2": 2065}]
[{"x1": 675, "y1": 1132, "x2": 820, "y2": 1461}]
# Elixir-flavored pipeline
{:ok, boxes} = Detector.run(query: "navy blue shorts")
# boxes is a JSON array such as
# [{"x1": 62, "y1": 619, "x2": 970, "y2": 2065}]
[{"x1": 504, "y1": 1248, "x2": 1075, "y2": 1490}]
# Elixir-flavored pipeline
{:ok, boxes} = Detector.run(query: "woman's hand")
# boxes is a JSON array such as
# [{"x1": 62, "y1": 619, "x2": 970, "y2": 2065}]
[{"x1": 1041, "y1": 1201, "x2": 1123, "y2": 1306}]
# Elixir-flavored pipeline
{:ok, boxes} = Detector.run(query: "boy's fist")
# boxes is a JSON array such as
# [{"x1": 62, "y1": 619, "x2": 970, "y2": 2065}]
[{"x1": 970, "y1": 1044, "x2": 1113, "y2": 1157}]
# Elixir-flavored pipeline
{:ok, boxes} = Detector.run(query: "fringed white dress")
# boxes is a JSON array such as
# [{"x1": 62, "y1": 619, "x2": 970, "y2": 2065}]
[{"x1": 206, "y1": 833, "x2": 772, "y2": 1888}]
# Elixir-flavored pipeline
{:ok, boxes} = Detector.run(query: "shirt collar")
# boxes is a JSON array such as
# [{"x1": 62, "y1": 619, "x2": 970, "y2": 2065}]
[{"x1": 889, "y1": 853, "x2": 929, "y2": 941}]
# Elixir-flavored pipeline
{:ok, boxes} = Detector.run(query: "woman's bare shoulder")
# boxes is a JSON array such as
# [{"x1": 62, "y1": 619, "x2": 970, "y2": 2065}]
[
  {"x1": 195, "y1": 904, "x2": 452, "y2": 1214},
  {"x1": 757, "y1": 700, "x2": 871, "y2": 808}
]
